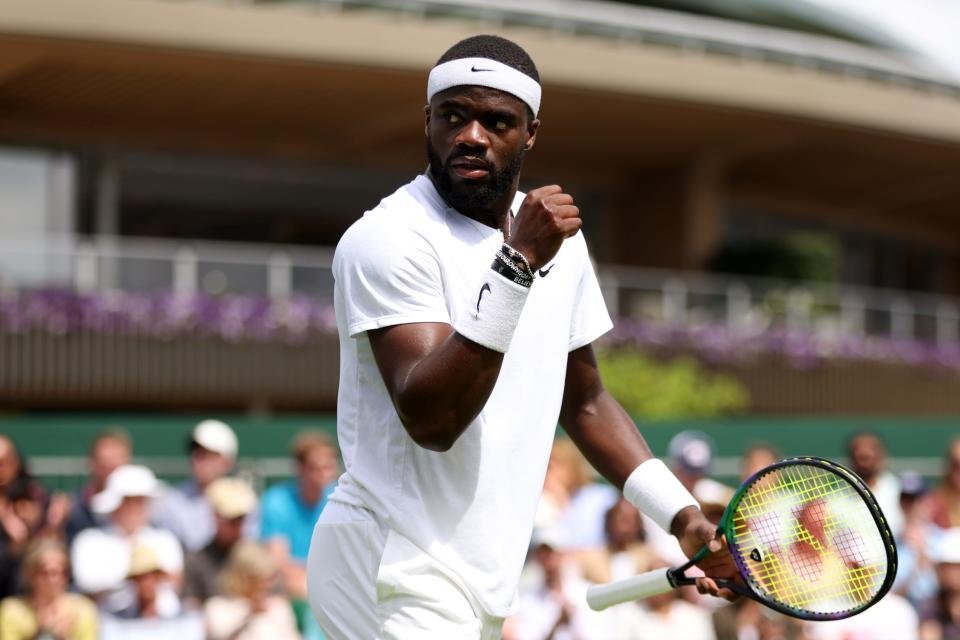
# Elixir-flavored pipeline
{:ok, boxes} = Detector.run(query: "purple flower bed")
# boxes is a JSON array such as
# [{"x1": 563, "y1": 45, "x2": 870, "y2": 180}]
[
  {"x1": 0, "y1": 289, "x2": 337, "y2": 344},
  {"x1": 607, "y1": 319, "x2": 960, "y2": 373},
  {"x1": 4, "y1": 288, "x2": 960, "y2": 372}
]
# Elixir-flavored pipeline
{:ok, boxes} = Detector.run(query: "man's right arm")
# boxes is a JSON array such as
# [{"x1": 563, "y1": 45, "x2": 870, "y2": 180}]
[
  {"x1": 367, "y1": 323, "x2": 503, "y2": 452},
  {"x1": 365, "y1": 185, "x2": 580, "y2": 452}
]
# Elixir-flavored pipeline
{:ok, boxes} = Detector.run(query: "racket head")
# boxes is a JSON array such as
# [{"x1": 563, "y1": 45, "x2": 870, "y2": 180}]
[{"x1": 718, "y1": 456, "x2": 897, "y2": 621}]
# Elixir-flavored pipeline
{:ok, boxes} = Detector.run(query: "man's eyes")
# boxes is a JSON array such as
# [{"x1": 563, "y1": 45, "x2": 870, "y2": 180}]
[{"x1": 442, "y1": 112, "x2": 512, "y2": 131}]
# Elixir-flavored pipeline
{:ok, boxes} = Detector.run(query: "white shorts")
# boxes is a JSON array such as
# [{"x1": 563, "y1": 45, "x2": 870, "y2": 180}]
[{"x1": 306, "y1": 500, "x2": 504, "y2": 640}]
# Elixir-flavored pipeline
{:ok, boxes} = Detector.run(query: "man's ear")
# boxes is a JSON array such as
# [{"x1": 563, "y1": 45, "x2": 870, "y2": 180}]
[
  {"x1": 424, "y1": 105, "x2": 431, "y2": 137},
  {"x1": 524, "y1": 118, "x2": 540, "y2": 151}
]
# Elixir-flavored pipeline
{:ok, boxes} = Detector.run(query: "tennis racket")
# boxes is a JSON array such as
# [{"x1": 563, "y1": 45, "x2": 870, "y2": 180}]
[{"x1": 586, "y1": 457, "x2": 897, "y2": 621}]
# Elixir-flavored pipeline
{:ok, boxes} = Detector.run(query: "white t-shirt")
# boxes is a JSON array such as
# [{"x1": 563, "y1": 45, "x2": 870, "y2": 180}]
[{"x1": 330, "y1": 174, "x2": 613, "y2": 616}]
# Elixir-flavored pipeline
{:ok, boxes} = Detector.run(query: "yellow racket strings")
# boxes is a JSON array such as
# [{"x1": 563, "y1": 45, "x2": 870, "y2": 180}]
[{"x1": 730, "y1": 464, "x2": 886, "y2": 614}]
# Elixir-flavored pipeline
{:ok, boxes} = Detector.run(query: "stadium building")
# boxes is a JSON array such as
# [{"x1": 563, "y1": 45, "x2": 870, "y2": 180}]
[{"x1": 2, "y1": 0, "x2": 960, "y2": 478}]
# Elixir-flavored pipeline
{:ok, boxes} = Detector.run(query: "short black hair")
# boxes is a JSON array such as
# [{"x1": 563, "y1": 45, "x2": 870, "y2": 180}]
[{"x1": 435, "y1": 34, "x2": 540, "y2": 83}]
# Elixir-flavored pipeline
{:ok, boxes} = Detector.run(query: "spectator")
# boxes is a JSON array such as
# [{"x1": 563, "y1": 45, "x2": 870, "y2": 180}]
[
  {"x1": 535, "y1": 438, "x2": 618, "y2": 550},
  {"x1": 806, "y1": 590, "x2": 918, "y2": 640},
  {"x1": 261, "y1": 431, "x2": 338, "y2": 599},
  {"x1": 154, "y1": 419, "x2": 239, "y2": 552},
  {"x1": 71, "y1": 464, "x2": 183, "y2": 617},
  {"x1": 921, "y1": 528, "x2": 960, "y2": 640},
  {"x1": 115, "y1": 545, "x2": 175, "y2": 620},
  {"x1": 261, "y1": 431, "x2": 337, "y2": 640},
  {"x1": 183, "y1": 477, "x2": 258, "y2": 607},
  {"x1": 0, "y1": 438, "x2": 69, "y2": 600},
  {"x1": 65, "y1": 429, "x2": 132, "y2": 546},
  {"x1": 739, "y1": 442, "x2": 781, "y2": 481},
  {"x1": 203, "y1": 542, "x2": 300, "y2": 640},
  {"x1": 643, "y1": 431, "x2": 733, "y2": 565},
  {"x1": 621, "y1": 559, "x2": 717, "y2": 640},
  {"x1": 0, "y1": 436, "x2": 27, "y2": 496},
  {"x1": 513, "y1": 528, "x2": 604, "y2": 640},
  {"x1": 924, "y1": 438, "x2": 960, "y2": 530},
  {"x1": 0, "y1": 539, "x2": 97, "y2": 640},
  {"x1": 847, "y1": 431, "x2": 904, "y2": 538},
  {"x1": 713, "y1": 599, "x2": 806, "y2": 640},
  {"x1": 578, "y1": 498, "x2": 653, "y2": 585},
  {"x1": 895, "y1": 472, "x2": 938, "y2": 611}
]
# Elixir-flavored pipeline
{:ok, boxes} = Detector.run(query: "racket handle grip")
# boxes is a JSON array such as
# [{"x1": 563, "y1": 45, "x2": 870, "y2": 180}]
[{"x1": 586, "y1": 568, "x2": 673, "y2": 611}]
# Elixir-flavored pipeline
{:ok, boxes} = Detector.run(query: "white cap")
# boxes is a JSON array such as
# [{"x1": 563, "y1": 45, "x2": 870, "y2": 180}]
[
  {"x1": 206, "y1": 477, "x2": 257, "y2": 519},
  {"x1": 191, "y1": 420, "x2": 238, "y2": 458},
  {"x1": 91, "y1": 464, "x2": 161, "y2": 514},
  {"x1": 530, "y1": 526, "x2": 566, "y2": 550}
]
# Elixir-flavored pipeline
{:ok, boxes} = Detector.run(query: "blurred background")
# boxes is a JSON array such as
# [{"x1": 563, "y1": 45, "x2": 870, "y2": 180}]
[{"x1": 2, "y1": 0, "x2": 960, "y2": 638}]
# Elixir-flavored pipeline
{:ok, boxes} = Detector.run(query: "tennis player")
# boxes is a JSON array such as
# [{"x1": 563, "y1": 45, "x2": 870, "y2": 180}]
[{"x1": 307, "y1": 34, "x2": 737, "y2": 638}]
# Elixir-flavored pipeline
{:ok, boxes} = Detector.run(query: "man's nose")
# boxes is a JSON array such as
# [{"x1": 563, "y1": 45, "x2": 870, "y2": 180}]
[{"x1": 455, "y1": 120, "x2": 488, "y2": 148}]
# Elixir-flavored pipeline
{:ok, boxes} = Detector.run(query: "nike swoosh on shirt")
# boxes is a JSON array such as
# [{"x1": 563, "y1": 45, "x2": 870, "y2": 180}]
[
  {"x1": 476, "y1": 282, "x2": 492, "y2": 314},
  {"x1": 538, "y1": 264, "x2": 555, "y2": 277}
]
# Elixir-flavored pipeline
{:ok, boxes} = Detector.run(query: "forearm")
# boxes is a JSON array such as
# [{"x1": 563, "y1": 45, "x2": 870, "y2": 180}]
[
  {"x1": 560, "y1": 389, "x2": 653, "y2": 489},
  {"x1": 565, "y1": 399, "x2": 700, "y2": 535}
]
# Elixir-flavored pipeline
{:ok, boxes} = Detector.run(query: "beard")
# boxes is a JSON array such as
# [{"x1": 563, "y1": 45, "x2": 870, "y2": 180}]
[{"x1": 427, "y1": 138, "x2": 524, "y2": 213}]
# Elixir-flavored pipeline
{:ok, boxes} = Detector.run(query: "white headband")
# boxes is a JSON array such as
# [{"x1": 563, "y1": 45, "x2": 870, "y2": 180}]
[{"x1": 427, "y1": 57, "x2": 541, "y2": 117}]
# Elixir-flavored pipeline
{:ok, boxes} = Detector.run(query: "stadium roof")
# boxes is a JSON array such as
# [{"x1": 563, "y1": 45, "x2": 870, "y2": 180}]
[
  {"x1": 617, "y1": 0, "x2": 911, "y2": 50},
  {"x1": 321, "y1": 0, "x2": 957, "y2": 92}
]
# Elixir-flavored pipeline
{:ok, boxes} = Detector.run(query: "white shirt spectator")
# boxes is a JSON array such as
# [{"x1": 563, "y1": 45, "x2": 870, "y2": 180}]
[
  {"x1": 71, "y1": 525, "x2": 183, "y2": 617},
  {"x1": 805, "y1": 592, "x2": 917, "y2": 640}
]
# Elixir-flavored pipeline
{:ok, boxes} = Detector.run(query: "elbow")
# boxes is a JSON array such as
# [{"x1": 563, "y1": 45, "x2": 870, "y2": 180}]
[
  {"x1": 404, "y1": 420, "x2": 459, "y2": 452},
  {"x1": 396, "y1": 407, "x2": 466, "y2": 452},
  {"x1": 392, "y1": 391, "x2": 474, "y2": 452}
]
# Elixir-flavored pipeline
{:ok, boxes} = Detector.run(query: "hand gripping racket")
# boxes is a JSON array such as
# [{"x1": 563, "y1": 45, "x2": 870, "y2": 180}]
[{"x1": 586, "y1": 457, "x2": 897, "y2": 621}]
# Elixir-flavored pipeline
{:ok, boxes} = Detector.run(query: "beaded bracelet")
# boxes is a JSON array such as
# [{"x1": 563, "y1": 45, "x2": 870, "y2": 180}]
[
  {"x1": 493, "y1": 252, "x2": 533, "y2": 288},
  {"x1": 501, "y1": 243, "x2": 535, "y2": 280}
]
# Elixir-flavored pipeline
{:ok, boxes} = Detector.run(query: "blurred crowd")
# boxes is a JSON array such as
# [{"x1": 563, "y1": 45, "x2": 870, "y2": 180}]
[
  {"x1": 0, "y1": 422, "x2": 958, "y2": 639},
  {"x1": 502, "y1": 432, "x2": 958, "y2": 640},
  {"x1": 0, "y1": 421, "x2": 338, "y2": 640}
]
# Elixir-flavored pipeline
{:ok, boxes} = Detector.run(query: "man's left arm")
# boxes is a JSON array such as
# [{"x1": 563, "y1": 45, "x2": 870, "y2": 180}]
[{"x1": 558, "y1": 344, "x2": 737, "y2": 598}]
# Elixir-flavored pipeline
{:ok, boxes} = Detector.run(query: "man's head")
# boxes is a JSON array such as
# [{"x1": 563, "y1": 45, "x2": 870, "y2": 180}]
[
  {"x1": 188, "y1": 420, "x2": 238, "y2": 488},
  {"x1": 88, "y1": 429, "x2": 132, "y2": 491},
  {"x1": 668, "y1": 431, "x2": 715, "y2": 485},
  {"x1": 425, "y1": 35, "x2": 540, "y2": 216},
  {"x1": 292, "y1": 431, "x2": 339, "y2": 495},
  {"x1": 604, "y1": 498, "x2": 644, "y2": 550},
  {"x1": 847, "y1": 432, "x2": 886, "y2": 484},
  {"x1": 92, "y1": 464, "x2": 161, "y2": 534},
  {"x1": 740, "y1": 442, "x2": 781, "y2": 482},
  {"x1": 530, "y1": 527, "x2": 566, "y2": 580},
  {"x1": 0, "y1": 436, "x2": 22, "y2": 490}
]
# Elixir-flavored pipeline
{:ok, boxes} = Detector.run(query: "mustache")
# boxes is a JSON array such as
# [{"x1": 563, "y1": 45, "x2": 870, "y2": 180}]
[{"x1": 446, "y1": 154, "x2": 493, "y2": 171}]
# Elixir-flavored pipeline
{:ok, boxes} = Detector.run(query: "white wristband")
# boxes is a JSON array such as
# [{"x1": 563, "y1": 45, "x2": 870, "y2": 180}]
[
  {"x1": 454, "y1": 270, "x2": 531, "y2": 353},
  {"x1": 623, "y1": 459, "x2": 699, "y2": 534}
]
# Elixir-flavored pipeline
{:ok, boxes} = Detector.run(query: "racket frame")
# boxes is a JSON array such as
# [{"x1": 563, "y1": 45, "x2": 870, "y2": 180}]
[{"x1": 667, "y1": 456, "x2": 898, "y2": 621}]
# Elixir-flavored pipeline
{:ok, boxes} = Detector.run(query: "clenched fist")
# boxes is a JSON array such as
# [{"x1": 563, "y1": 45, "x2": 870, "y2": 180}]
[{"x1": 507, "y1": 185, "x2": 581, "y2": 271}]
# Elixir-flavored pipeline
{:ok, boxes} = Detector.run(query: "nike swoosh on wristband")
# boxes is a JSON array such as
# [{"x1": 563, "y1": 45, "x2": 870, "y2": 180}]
[
  {"x1": 476, "y1": 282, "x2": 492, "y2": 314},
  {"x1": 538, "y1": 264, "x2": 555, "y2": 277},
  {"x1": 471, "y1": 66, "x2": 494, "y2": 72}
]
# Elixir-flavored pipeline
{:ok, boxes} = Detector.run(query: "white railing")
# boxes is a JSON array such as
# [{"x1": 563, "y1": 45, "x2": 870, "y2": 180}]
[
  {"x1": 0, "y1": 235, "x2": 334, "y2": 301},
  {"x1": 599, "y1": 265, "x2": 960, "y2": 345},
  {"x1": 2, "y1": 234, "x2": 960, "y2": 346}
]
